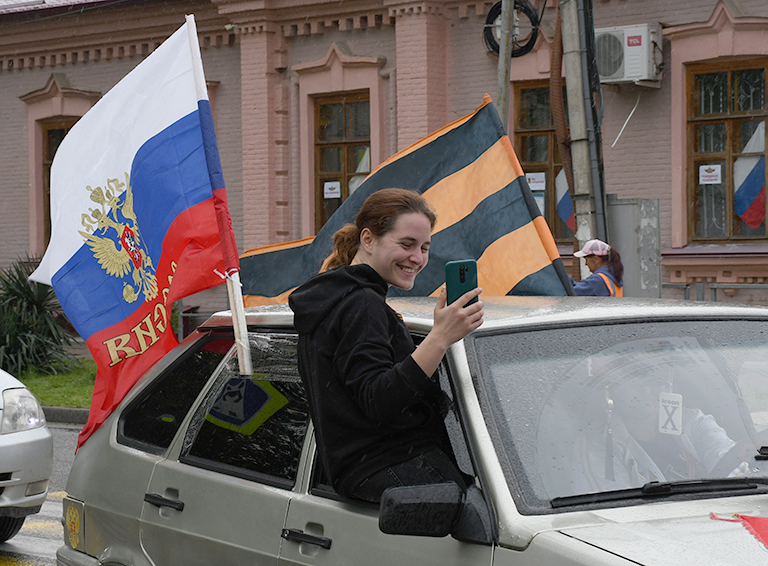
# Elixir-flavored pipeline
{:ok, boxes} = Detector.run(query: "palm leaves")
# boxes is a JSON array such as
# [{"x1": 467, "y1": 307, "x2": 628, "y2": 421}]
[{"x1": 0, "y1": 257, "x2": 76, "y2": 376}]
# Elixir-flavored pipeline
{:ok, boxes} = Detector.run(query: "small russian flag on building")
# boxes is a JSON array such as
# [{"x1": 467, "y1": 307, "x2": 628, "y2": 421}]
[
  {"x1": 734, "y1": 121, "x2": 766, "y2": 231},
  {"x1": 555, "y1": 169, "x2": 576, "y2": 232}
]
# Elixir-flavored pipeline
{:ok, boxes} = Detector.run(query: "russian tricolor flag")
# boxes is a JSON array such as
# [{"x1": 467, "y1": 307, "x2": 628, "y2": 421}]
[
  {"x1": 734, "y1": 121, "x2": 766, "y2": 231},
  {"x1": 555, "y1": 169, "x2": 576, "y2": 231},
  {"x1": 30, "y1": 16, "x2": 238, "y2": 447}
]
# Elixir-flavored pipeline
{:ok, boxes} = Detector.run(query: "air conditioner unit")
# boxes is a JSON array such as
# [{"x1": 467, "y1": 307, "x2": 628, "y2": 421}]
[{"x1": 595, "y1": 24, "x2": 661, "y2": 84}]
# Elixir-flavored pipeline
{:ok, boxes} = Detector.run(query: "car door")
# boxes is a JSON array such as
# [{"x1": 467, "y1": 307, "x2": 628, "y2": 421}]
[
  {"x1": 278, "y1": 363, "x2": 494, "y2": 566},
  {"x1": 279, "y1": 441, "x2": 493, "y2": 566},
  {"x1": 139, "y1": 332, "x2": 311, "y2": 565}
]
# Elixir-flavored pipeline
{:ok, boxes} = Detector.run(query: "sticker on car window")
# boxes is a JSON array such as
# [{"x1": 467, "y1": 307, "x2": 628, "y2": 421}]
[
  {"x1": 658, "y1": 391, "x2": 683, "y2": 436},
  {"x1": 205, "y1": 375, "x2": 288, "y2": 435}
]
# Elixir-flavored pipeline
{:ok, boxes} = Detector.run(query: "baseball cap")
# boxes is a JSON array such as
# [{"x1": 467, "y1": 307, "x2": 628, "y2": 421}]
[{"x1": 574, "y1": 239, "x2": 611, "y2": 257}]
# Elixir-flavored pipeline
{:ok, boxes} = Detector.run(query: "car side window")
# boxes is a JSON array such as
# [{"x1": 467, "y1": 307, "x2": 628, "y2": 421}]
[
  {"x1": 118, "y1": 335, "x2": 235, "y2": 455},
  {"x1": 180, "y1": 333, "x2": 310, "y2": 490}
]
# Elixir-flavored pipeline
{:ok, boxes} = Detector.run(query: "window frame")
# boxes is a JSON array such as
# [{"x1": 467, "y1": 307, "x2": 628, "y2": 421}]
[
  {"x1": 41, "y1": 120, "x2": 77, "y2": 249},
  {"x1": 686, "y1": 58, "x2": 768, "y2": 243},
  {"x1": 313, "y1": 90, "x2": 371, "y2": 233},
  {"x1": 513, "y1": 80, "x2": 573, "y2": 244}
]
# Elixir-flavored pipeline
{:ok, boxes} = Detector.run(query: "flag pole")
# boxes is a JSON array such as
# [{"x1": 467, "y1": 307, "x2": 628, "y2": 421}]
[
  {"x1": 186, "y1": 14, "x2": 252, "y2": 375},
  {"x1": 226, "y1": 272, "x2": 252, "y2": 376}
]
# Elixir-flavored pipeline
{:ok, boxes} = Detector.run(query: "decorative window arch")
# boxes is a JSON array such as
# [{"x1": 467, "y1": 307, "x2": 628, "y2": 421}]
[
  {"x1": 293, "y1": 42, "x2": 386, "y2": 236},
  {"x1": 20, "y1": 73, "x2": 100, "y2": 256}
]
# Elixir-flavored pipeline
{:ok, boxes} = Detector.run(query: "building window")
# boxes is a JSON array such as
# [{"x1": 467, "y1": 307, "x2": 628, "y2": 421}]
[
  {"x1": 42, "y1": 120, "x2": 76, "y2": 248},
  {"x1": 514, "y1": 82, "x2": 574, "y2": 243},
  {"x1": 688, "y1": 60, "x2": 768, "y2": 241},
  {"x1": 20, "y1": 74, "x2": 100, "y2": 256},
  {"x1": 313, "y1": 91, "x2": 370, "y2": 232}
]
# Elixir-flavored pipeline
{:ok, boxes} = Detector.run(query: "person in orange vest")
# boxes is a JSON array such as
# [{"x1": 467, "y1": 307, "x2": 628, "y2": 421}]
[{"x1": 570, "y1": 239, "x2": 624, "y2": 297}]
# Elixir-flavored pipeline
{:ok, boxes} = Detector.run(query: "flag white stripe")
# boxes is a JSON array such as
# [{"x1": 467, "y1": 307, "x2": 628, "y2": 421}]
[{"x1": 31, "y1": 21, "x2": 199, "y2": 285}]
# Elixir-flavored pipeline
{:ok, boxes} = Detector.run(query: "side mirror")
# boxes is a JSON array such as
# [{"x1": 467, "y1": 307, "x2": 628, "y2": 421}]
[{"x1": 379, "y1": 483, "x2": 493, "y2": 545}]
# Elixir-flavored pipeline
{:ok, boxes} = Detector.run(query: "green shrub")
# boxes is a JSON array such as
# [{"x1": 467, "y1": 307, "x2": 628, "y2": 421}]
[{"x1": 0, "y1": 257, "x2": 76, "y2": 376}]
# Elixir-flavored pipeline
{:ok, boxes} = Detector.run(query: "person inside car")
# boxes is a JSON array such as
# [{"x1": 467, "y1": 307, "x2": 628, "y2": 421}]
[
  {"x1": 601, "y1": 372, "x2": 744, "y2": 486},
  {"x1": 537, "y1": 336, "x2": 760, "y2": 500},
  {"x1": 289, "y1": 188, "x2": 484, "y2": 503}
]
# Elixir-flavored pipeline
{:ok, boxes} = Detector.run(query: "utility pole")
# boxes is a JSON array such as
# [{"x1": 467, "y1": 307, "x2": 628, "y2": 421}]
[
  {"x1": 559, "y1": 0, "x2": 598, "y2": 277},
  {"x1": 496, "y1": 0, "x2": 515, "y2": 132}
]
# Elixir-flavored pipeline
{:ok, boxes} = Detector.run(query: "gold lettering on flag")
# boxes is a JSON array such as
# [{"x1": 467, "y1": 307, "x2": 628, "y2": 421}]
[{"x1": 102, "y1": 263, "x2": 176, "y2": 366}]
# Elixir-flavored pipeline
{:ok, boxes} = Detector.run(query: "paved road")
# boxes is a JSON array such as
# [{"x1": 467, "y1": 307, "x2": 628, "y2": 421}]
[{"x1": 0, "y1": 423, "x2": 79, "y2": 565}]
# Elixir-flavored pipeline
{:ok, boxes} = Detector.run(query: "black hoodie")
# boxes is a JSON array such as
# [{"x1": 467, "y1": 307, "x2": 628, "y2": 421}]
[{"x1": 288, "y1": 264, "x2": 449, "y2": 497}]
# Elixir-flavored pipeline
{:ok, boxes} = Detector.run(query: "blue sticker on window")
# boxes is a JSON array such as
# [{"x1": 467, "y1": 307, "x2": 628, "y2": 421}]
[{"x1": 206, "y1": 375, "x2": 288, "y2": 435}]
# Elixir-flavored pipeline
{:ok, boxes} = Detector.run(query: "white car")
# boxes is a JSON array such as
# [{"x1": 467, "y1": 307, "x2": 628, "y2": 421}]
[
  {"x1": 59, "y1": 297, "x2": 768, "y2": 565},
  {"x1": 0, "y1": 368, "x2": 52, "y2": 543}
]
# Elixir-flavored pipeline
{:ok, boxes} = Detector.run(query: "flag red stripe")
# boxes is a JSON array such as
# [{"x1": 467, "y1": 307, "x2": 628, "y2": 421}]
[{"x1": 77, "y1": 197, "x2": 227, "y2": 448}]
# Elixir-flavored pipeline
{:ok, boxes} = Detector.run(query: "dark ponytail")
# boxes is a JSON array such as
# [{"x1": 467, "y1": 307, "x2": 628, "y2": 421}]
[
  {"x1": 323, "y1": 224, "x2": 360, "y2": 270},
  {"x1": 607, "y1": 247, "x2": 624, "y2": 283}
]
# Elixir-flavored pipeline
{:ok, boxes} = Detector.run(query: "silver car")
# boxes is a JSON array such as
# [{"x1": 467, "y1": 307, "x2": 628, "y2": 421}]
[
  {"x1": 58, "y1": 297, "x2": 768, "y2": 565},
  {"x1": 0, "y1": 368, "x2": 52, "y2": 543}
]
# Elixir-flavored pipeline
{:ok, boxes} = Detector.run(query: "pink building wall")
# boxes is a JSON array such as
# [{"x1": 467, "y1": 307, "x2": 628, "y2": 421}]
[{"x1": 3, "y1": 0, "x2": 768, "y2": 308}]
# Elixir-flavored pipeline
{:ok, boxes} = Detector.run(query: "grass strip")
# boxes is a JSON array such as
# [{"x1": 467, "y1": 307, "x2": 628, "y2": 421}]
[{"x1": 20, "y1": 358, "x2": 95, "y2": 409}]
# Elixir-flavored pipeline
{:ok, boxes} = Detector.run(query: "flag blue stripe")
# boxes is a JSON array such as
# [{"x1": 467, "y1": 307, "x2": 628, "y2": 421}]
[
  {"x1": 52, "y1": 110, "x2": 212, "y2": 340},
  {"x1": 735, "y1": 156, "x2": 765, "y2": 217},
  {"x1": 132, "y1": 111, "x2": 211, "y2": 261},
  {"x1": 199, "y1": 100, "x2": 225, "y2": 190},
  {"x1": 557, "y1": 192, "x2": 574, "y2": 222}
]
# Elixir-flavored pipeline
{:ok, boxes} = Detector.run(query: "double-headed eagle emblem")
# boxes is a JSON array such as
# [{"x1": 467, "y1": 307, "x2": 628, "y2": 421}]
[{"x1": 78, "y1": 174, "x2": 158, "y2": 304}]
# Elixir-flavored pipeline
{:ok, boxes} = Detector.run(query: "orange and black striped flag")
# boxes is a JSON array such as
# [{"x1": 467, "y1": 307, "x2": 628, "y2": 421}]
[{"x1": 240, "y1": 95, "x2": 574, "y2": 305}]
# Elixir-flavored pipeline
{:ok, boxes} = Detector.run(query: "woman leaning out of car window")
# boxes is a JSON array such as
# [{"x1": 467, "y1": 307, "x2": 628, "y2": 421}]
[{"x1": 288, "y1": 188, "x2": 484, "y2": 503}]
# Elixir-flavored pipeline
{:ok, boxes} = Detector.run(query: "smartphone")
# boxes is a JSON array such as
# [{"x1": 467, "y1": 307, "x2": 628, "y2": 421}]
[{"x1": 445, "y1": 259, "x2": 479, "y2": 306}]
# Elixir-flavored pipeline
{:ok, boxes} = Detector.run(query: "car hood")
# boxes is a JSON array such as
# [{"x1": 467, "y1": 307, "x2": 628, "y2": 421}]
[
  {"x1": 0, "y1": 368, "x2": 23, "y2": 389},
  {"x1": 558, "y1": 510, "x2": 768, "y2": 564}
]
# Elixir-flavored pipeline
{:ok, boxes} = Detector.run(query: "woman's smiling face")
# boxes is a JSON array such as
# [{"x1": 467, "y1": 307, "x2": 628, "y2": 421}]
[{"x1": 363, "y1": 212, "x2": 432, "y2": 290}]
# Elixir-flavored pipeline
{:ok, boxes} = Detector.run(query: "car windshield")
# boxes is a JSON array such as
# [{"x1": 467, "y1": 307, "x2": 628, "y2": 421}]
[{"x1": 471, "y1": 319, "x2": 768, "y2": 512}]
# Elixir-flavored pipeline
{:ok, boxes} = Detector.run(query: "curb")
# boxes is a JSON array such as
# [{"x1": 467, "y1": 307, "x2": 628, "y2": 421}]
[{"x1": 43, "y1": 406, "x2": 89, "y2": 425}]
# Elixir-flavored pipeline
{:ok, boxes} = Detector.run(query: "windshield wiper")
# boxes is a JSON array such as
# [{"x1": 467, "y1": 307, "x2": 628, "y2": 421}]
[{"x1": 551, "y1": 477, "x2": 768, "y2": 508}]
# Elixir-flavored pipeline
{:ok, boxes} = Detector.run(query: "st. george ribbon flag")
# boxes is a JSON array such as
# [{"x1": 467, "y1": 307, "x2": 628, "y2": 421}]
[
  {"x1": 30, "y1": 15, "x2": 239, "y2": 448},
  {"x1": 239, "y1": 94, "x2": 574, "y2": 305}
]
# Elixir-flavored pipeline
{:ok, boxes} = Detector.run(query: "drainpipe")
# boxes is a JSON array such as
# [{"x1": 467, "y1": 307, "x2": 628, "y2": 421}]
[
  {"x1": 576, "y1": 0, "x2": 608, "y2": 242},
  {"x1": 496, "y1": 0, "x2": 515, "y2": 132},
  {"x1": 560, "y1": 0, "x2": 596, "y2": 268}
]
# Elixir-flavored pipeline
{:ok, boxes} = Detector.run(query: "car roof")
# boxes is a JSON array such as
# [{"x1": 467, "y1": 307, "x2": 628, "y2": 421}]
[{"x1": 197, "y1": 296, "x2": 768, "y2": 334}]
